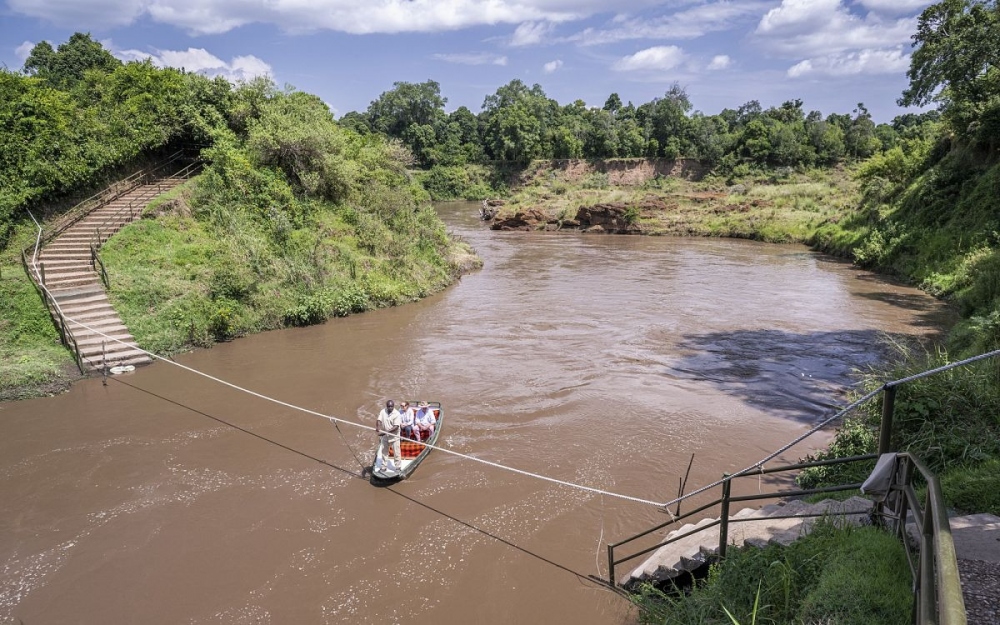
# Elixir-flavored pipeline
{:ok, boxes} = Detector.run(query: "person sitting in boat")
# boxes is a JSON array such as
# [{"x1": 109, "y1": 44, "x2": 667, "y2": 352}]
[
  {"x1": 414, "y1": 401, "x2": 436, "y2": 441},
  {"x1": 375, "y1": 400, "x2": 401, "y2": 472},
  {"x1": 399, "y1": 401, "x2": 417, "y2": 440}
]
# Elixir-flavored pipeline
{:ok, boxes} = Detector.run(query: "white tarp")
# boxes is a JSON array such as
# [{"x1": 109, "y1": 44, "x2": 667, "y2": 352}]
[{"x1": 861, "y1": 452, "x2": 898, "y2": 503}]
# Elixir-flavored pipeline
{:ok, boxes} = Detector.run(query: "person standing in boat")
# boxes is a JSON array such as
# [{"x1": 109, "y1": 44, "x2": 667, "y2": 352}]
[
  {"x1": 375, "y1": 400, "x2": 402, "y2": 472},
  {"x1": 414, "y1": 401, "x2": 436, "y2": 441},
  {"x1": 399, "y1": 401, "x2": 417, "y2": 441}
]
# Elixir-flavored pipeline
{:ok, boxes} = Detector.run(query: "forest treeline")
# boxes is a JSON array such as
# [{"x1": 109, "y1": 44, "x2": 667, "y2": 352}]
[{"x1": 340, "y1": 78, "x2": 939, "y2": 176}]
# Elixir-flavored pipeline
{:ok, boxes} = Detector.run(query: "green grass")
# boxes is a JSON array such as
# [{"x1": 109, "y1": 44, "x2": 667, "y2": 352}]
[
  {"x1": 0, "y1": 263, "x2": 78, "y2": 399},
  {"x1": 99, "y1": 176, "x2": 476, "y2": 356},
  {"x1": 941, "y1": 458, "x2": 1000, "y2": 515},
  {"x1": 633, "y1": 522, "x2": 911, "y2": 625},
  {"x1": 498, "y1": 163, "x2": 860, "y2": 244}
]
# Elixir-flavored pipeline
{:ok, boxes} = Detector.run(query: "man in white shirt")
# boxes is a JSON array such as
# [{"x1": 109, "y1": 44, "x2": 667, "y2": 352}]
[
  {"x1": 399, "y1": 401, "x2": 417, "y2": 440},
  {"x1": 375, "y1": 400, "x2": 401, "y2": 472},
  {"x1": 414, "y1": 401, "x2": 436, "y2": 441}
]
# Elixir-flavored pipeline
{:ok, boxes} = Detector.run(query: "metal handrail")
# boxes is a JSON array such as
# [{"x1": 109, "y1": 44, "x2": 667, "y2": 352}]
[
  {"x1": 20, "y1": 151, "x2": 203, "y2": 373},
  {"x1": 38, "y1": 150, "x2": 189, "y2": 247},
  {"x1": 607, "y1": 453, "x2": 877, "y2": 585},
  {"x1": 90, "y1": 243, "x2": 109, "y2": 289},
  {"x1": 888, "y1": 453, "x2": 967, "y2": 625}
]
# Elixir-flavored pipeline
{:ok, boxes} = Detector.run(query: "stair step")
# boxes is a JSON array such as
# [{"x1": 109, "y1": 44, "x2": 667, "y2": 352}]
[
  {"x1": 81, "y1": 352, "x2": 152, "y2": 371},
  {"x1": 58, "y1": 302, "x2": 114, "y2": 317},
  {"x1": 67, "y1": 322, "x2": 128, "y2": 335},
  {"x1": 78, "y1": 341, "x2": 140, "y2": 357},
  {"x1": 75, "y1": 333, "x2": 135, "y2": 349},
  {"x1": 52, "y1": 289, "x2": 107, "y2": 303}
]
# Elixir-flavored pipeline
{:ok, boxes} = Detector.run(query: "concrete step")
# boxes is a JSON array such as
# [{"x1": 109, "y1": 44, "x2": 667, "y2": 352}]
[
  {"x1": 38, "y1": 252, "x2": 92, "y2": 261},
  {"x1": 68, "y1": 322, "x2": 129, "y2": 336},
  {"x1": 74, "y1": 332, "x2": 135, "y2": 349},
  {"x1": 50, "y1": 286, "x2": 106, "y2": 302},
  {"x1": 45, "y1": 276, "x2": 101, "y2": 289},
  {"x1": 623, "y1": 497, "x2": 875, "y2": 587},
  {"x1": 57, "y1": 300, "x2": 114, "y2": 315},
  {"x1": 80, "y1": 350, "x2": 152, "y2": 371},
  {"x1": 79, "y1": 340, "x2": 139, "y2": 357},
  {"x1": 44, "y1": 268, "x2": 97, "y2": 279}
]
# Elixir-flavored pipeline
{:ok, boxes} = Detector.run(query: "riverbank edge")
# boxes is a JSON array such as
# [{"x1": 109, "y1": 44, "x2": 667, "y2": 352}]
[{"x1": 0, "y1": 178, "x2": 483, "y2": 402}]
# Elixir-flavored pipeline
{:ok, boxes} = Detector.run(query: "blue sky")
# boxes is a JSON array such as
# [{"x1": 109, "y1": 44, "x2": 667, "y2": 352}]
[{"x1": 0, "y1": 0, "x2": 935, "y2": 122}]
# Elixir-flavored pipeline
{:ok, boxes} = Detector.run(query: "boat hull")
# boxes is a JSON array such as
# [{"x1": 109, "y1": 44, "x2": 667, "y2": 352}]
[{"x1": 371, "y1": 403, "x2": 442, "y2": 483}]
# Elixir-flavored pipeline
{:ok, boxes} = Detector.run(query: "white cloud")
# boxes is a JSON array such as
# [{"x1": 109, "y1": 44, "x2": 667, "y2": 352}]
[
  {"x1": 543, "y1": 59, "x2": 563, "y2": 73},
  {"x1": 510, "y1": 21, "x2": 555, "y2": 46},
  {"x1": 6, "y1": 0, "x2": 612, "y2": 35},
  {"x1": 855, "y1": 0, "x2": 934, "y2": 15},
  {"x1": 113, "y1": 46, "x2": 273, "y2": 81},
  {"x1": 8, "y1": 0, "x2": 146, "y2": 28},
  {"x1": 571, "y1": 1, "x2": 770, "y2": 46},
  {"x1": 754, "y1": 0, "x2": 918, "y2": 58},
  {"x1": 787, "y1": 47, "x2": 909, "y2": 77},
  {"x1": 613, "y1": 45, "x2": 685, "y2": 72},
  {"x1": 15, "y1": 41, "x2": 35, "y2": 62},
  {"x1": 707, "y1": 54, "x2": 731, "y2": 70},
  {"x1": 432, "y1": 52, "x2": 508, "y2": 66}
]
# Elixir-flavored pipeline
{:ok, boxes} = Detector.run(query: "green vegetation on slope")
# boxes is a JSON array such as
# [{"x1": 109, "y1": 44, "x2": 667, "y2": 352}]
[
  {"x1": 633, "y1": 522, "x2": 911, "y2": 625},
  {"x1": 0, "y1": 35, "x2": 478, "y2": 398},
  {"x1": 98, "y1": 84, "x2": 481, "y2": 355},
  {"x1": 796, "y1": 0, "x2": 1000, "y2": 516}
]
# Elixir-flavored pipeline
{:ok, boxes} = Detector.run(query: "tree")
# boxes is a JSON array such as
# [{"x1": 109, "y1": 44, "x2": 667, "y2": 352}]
[
  {"x1": 22, "y1": 32, "x2": 120, "y2": 90},
  {"x1": 481, "y1": 80, "x2": 556, "y2": 161},
  {"x1": 366, "y1": 80, "x2": 447, "y2": 138},
  {"x1": 899, "y1": 0, "x2": 999, "y2": 108},
  {"x1": 603, "y1": 93, "x2": 623, "y2": 116}
]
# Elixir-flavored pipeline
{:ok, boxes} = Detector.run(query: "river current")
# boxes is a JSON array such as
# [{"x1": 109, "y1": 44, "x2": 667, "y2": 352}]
[{"x1": 0, "y1": 201, "x2": 952, "y2": 623}]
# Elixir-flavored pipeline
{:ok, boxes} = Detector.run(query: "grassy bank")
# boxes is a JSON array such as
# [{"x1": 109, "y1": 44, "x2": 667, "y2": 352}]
[
  {"x1": 633, "y1": 521, "x2": 911, "y2": 625},
  {"x1": 496, "y1": 160, "x2": 858, "y2": 243},
  {"x1": 0, "y1": 87, "x2": 481, "y2": 401},
  {"x1": 101, "y1": 174, "x2": 478, "y2": 354}
]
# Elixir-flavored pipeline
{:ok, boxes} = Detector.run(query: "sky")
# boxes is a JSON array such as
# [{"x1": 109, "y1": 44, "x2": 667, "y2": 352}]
[{"x1": 0, "y1": 0, "x2": 937, "y2": 122}]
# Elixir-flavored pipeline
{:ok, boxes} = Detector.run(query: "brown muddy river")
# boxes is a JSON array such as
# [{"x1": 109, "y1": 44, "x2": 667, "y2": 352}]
[{"x1": 1, "y1": 201, "x2": 952, "y2": 624}]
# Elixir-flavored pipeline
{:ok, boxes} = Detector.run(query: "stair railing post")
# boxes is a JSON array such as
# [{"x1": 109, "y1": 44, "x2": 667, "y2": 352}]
[
  {"x1": 607, "y1": 544, "x2": 616, "y2": 587},
  {"x1": 102, "y1": 341, "x2": 108, "y2": 386},
  {"x1": 879, "y1": 384, "x2": 897, "y2": 455},
  {"x1": 719, "y1": 474, "x2": 732, "y2": 559},
  {"x1": 40, "y1": 262, "x2": 45, "y2": 286}
]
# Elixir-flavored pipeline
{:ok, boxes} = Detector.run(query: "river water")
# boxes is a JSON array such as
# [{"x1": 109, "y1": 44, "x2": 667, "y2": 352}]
[{"x1": 0, "y1": 202, "x2": 952, "y2": 624}]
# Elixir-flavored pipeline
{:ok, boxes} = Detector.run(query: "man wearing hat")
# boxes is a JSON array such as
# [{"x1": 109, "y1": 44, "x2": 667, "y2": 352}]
[
  {"x1": 414, "y1": 401, "x2": 436, "y2": 441},
  {"x1": 375, "y1": 400, "x2": 401, "y2": 472}
]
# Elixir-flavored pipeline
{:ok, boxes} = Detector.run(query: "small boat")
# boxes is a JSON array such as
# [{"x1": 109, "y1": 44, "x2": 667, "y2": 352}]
[{"x1": 371, "y1": 402, "x2": 442, "y2": 482}]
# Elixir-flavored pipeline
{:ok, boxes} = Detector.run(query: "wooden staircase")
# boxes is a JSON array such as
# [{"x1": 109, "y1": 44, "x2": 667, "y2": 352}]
[{"x1": 28, "y1": 175, "x2": 189, "y2": 372}]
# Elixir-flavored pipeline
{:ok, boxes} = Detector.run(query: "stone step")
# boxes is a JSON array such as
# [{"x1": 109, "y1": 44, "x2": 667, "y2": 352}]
[
  {"x1": 38, "y1": 252, "x2": 92, "y2": 261},
  {"x1": 49, "y1": 286, "x2": 106, "y2": 301},
  {"x1": 44, "y1": 267, "x2": 97, "y2": 278},
  {"x1": 67, "y1": 322, "x2": 129, "y2": 337},
  {"x1": 80, "y1": 349, "x2": 152, "y2": 371},
  {"x1": 45, "y1": 276, "x2": 101, "y2": 289},
  {"x1": 78, "y1": 339, "x2": 140, "y2": 357},
  {"x1": 74, "y1": 332, "x2": 135, "y2": 349},
  {"x1": 57, "y1": 301, "x2": 115, "y2": 317},
  {"x1": 623, "y1": 497, "x2": 874, "y2": 587}
]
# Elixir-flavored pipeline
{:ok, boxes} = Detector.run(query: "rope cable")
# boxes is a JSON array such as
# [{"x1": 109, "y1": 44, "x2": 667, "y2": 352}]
[{"x1": 23, "y1": 212, "x2": 1000, "y2": 511}]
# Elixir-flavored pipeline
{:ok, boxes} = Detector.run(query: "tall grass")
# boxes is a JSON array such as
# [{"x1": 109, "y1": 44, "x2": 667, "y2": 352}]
[
  {"x1": 797, "y1": 340, "x2": 1000, "y2": 512},
  {"x1": 633, "y1": 522, "x2": 911, "y2": 625}
]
